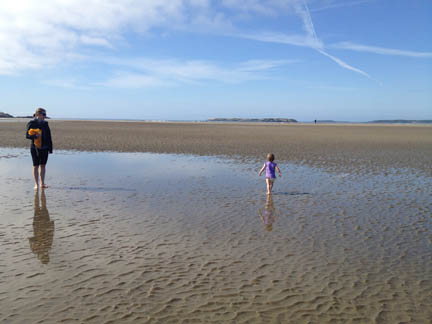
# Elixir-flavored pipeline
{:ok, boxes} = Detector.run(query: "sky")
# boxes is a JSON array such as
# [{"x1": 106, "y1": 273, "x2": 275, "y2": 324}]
[{"x1": 0, "y1": 0, "x2": 431, "y2": 121}]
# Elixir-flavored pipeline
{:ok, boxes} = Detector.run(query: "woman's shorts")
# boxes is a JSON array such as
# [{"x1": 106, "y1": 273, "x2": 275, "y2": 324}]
[
  {"x1": 266, "y1": 177, "x2": 276, "y2": 183},
  {"x1": 31, "y1": 147, "x2": 49, "y2": 166}
]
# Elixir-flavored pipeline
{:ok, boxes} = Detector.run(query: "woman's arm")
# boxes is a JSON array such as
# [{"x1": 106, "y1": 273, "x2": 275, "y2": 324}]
[
  {"x1": 26, "y1": 121, "x2": 37, "y2": 140},
  {"x1": 45, "y1": 123, "x2": 53, "y2": 153}
]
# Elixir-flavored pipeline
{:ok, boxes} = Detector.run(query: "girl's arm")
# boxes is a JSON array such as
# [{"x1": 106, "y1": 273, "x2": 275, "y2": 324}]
[
  {"x1": 276, "y1": 165, "x2": 282, "y2": 176},
  {"x1": 258, "y1": 164, "x2": 266, "y2": 176},
  {"x1": 258, "y1": 209, "x2": 264, "y2": 221}
]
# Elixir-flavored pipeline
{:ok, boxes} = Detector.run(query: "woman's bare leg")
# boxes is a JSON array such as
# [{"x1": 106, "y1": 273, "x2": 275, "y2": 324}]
[
  {"x1": 40, "y1": 165, "x2": 47, "y2": 188},
  {"x1": 33, "y1": 166, "x2": 39, "y2": 190}
]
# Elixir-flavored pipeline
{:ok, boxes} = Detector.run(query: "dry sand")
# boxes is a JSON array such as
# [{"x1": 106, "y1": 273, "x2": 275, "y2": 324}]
[{"x1": 1, "y1": 120, "x2": 432, "y2": 173}]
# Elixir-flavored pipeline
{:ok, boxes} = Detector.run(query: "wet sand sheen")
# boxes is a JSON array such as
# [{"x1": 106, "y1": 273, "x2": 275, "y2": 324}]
[
  {"x1": 1, "y1": 120, "x2": 432, "y2": 174},
  {"x1": 0, "y1": 149, "x2": 431, "y2": 323}
]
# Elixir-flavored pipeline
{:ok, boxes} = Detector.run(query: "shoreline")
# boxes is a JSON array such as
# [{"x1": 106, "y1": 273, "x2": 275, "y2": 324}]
[
  {"x1": 2, "y1": 117, "x2": 432, "y2": 126},
  {"x1": 1, "y1": 120, "x2": 431, "y2": 174}
]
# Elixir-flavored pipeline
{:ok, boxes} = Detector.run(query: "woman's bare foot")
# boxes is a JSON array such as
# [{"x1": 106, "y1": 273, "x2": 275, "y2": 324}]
[
  {"x1": 41, "y1": 184, "x2": 48, "y2": 189},
  {"x1": 34, "y1": 184, "x2": 39, "y2": 190}
]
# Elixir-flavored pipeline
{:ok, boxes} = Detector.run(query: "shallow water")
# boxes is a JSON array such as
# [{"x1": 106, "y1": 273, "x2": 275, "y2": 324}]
[{"x1": 0, "y1": 148, "x2": 431, "y2": 323}]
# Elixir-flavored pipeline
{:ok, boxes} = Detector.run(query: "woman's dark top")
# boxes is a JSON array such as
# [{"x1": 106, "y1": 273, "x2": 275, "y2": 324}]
[{"x1": 26, "y1": 119, "x2": 53, "y2": 153}]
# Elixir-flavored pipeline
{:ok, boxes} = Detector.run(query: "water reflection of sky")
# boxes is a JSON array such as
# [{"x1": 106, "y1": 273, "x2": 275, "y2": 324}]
[{"x1": 1, "y1": 148, "x2": 431, "y2": 323}]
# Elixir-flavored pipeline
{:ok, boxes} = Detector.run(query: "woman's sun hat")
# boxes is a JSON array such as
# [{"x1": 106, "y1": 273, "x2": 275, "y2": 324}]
[{"x1": 34, "y1": 107, "x2": 47, "y2": 117}]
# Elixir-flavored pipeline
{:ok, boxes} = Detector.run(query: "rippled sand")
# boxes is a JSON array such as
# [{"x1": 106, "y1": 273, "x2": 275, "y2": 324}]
[{"x1": 0, "y1": 149, "x2": 431, "y2": 323}]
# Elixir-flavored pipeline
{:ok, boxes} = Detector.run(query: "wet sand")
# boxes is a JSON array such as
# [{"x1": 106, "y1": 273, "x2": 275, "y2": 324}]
[
  {"x1": 1, "y1": 120, "x2": 432, "y2": 173},
  {"x1": 0, "y1": 149, "x2": 431, "y2": 323}
]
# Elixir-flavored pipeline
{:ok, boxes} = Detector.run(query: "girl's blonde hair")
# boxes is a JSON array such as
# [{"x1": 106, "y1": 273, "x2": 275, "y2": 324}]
[{"x1": 266, "y1": 153, "x2": 275, "y2": 162}]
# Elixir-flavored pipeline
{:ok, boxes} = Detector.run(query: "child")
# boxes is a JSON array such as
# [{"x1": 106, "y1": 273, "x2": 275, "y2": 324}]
[{"x1": 258, "y1": 153, "x2": 282, "y2": 195}]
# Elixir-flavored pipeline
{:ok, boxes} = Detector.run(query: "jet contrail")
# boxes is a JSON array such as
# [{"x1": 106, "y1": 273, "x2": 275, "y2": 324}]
[{"x1": 298, "y1": 0, "x2": 376, "y2": 81}]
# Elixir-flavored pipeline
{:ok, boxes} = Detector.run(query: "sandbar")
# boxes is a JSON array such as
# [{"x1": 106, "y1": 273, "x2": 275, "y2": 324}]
[{"x1": 1, "y1": 120, "x2": 431, "y2": 173}]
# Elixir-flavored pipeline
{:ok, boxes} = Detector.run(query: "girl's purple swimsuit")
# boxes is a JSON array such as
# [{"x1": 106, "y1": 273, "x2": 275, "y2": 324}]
[{"x1": 265, "y1": 161, "x2": 277, "y2": 179}]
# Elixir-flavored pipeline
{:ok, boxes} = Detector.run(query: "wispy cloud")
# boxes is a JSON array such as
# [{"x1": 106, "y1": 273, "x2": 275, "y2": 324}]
[
  {"x1": 0, "y1": 0, "x2": 216, "y2": 74},
  {"x1": 234, "y1": 31, "x2": 322, "y2": 49},
  {"x1": 330, "y1": 42, "x2": 432, "y2": 58},
  {"x1": 310, "y1": 0, "x2": 373, "y2": 12},
  {"x1": 99, "y1": 72, "x2": 173, "y2": 88},
  {"x1": 41, "y1": 79, "x2": 91, "y2": 90},
  {"x1": 99, "y1": 58, "x2": 295, "y2": 88},
  {"x1": 80, "y1": 36, "x2": 113, "y2": 48},
  {"x1": 0, "y1": 0, "x2": 428, "y2": 84}
]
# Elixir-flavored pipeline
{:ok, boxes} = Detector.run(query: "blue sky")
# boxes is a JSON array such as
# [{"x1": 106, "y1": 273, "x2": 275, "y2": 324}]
[{"x1": 0, "y1": 0, "x2": 431, "y2": 121}]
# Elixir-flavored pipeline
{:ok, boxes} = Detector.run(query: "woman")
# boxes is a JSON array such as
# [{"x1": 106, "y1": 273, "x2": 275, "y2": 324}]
[{"x1": 26, "y1": 108, "x2": 53, "y2": 190}]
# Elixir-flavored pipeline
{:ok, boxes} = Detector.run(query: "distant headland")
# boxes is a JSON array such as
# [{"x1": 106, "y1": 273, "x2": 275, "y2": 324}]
[
  {"x1": 0, "y1": 112, "x2": 34, "y2": 118},
  {"x1": 208, "y1": 118, "x2": 298, "y2": 123},
  {"x1": 1, "y1": 112, "x2": 431, "y2": 124},
  {"x1": 0, "y1": 112, "x2": 14, "y2": 118},
  {"x1": 368, "y1": 120, "x2": 432, "y2": 124}
]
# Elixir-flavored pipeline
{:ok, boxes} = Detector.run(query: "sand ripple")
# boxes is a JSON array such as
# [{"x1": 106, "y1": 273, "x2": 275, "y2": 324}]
[{"x1": 0, "y1": 149, "x2": 431, "y2": 323}]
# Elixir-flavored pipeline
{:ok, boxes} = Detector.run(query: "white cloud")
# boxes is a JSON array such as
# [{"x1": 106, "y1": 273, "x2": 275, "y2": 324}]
[
  {"x1": 0, "y1": 0, "x2": 217, "y2": 74},
  {"x1": 233, "y1": 31, "x2": 322, "y2": 49},
  {"x1": 330, "y1": 42, "x2": 432, "y2": 58},
  {"x1": 41, "y1": 78, "x2": 91, "y2": 90},
  {"x1": 100, "y1": 58, "x2": 294, "y2": 88},
  {"x1": 309, "y1": 0, "x2": 373, "y2": 12},
  {"x1": 0, "y1": 0, "x2": 428, "y2": 83},
  {"x1": 80, "y1": 36, "x2": 113, "y2": 48},
  {"x1": 100, "y1": 72, "x2": 173, "y2": 88}
]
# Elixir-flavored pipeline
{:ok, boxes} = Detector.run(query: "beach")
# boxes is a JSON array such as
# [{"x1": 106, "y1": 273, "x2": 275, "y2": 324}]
[
  {"x1": 2, "y1": 119, "x2": 432, "y2": 174},
  {"x1": 1, "y1": 121, "x2": 431, "y2": 323}
]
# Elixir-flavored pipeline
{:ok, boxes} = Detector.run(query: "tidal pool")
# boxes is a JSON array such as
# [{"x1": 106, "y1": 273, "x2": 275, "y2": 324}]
[{"x1": 0, "y1": 148, "x2": 431, "y2": 323}]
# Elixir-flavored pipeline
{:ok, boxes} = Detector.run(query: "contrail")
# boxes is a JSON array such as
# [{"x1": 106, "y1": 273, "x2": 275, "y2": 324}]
[
  {"x1": 317, "y1": 49, "x2": 371, "y2": 78},
  {"x1": 298, "y1": 0, "x2": 376, "y2": 82}
]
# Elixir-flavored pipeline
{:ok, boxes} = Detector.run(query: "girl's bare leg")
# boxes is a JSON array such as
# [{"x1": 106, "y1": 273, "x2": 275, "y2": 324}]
[
  {"x1": 40, "y1": 165, "x2": 47, "y2": 188},
  {"x1": 33, "y1": 166, "x2": 39, "y2": 190},
  {"x1": 266, "y1": 179, "x2": 272, "y2": 195}
]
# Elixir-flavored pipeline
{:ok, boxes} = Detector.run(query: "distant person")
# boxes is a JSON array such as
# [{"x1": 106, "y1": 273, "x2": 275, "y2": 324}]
[
  {"x1": 258, "y1": 153, "x2": 282, "y2": 195},
  {"x1": 314, "y1": 119, "x2": 317, "y2": 124},
  {"x1": 26, "y1": 108, "x2": 53, "y2": 190},
  {"x1": 258, "y1": 195, "x2": 280, "y2": 232}
]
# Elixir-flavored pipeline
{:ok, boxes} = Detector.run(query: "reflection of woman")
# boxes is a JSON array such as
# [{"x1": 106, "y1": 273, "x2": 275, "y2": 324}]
[
  {"x1": 29, "y1": 190, "x2": 54, "y2": 264},
  {"x1": 26, "y1": 108, "x2": 53, "y2": 190},
  {"x1": 258, "y1": 195, "x2": 280, "y2": 232}
]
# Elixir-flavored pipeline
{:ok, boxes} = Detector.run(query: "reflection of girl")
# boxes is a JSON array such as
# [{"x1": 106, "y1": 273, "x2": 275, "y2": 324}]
[
  {"x1": 29, "y1": 190, "x2": 54, "y2": 264},
  {"x1": 258, "y1": 195, "x2": 280, "y2": 232},
  {"x1": 26, "y1": 108, "x2": 53, "y2": 190}
]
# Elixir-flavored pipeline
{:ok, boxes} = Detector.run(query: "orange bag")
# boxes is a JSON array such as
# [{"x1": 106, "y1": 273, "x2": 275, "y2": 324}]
[{"x1": 28, "y1": 128, "x2": 42, "y2": 149}]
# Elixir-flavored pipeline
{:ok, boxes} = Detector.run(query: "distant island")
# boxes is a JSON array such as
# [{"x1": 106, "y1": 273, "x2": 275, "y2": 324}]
[
  {"x1": 1, "y1": 112, "x2": 431, "y2": 124},
  {"x1": 208, "y1": 118, "x2": 298, "y2": 123},
  {"x1": 0, "y1": 112, "x2": 14, "y2": 118},
  {"x1": 0, "y1": 112, "x2": 36, "y2": 118},
  {"x1": 368, "y1": 120, "x2": 432, "y2": 124}
]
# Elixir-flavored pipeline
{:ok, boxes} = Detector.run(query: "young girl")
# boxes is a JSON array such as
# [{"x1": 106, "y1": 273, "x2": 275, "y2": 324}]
[{"x1": 258, "y1": 153, "x2": 282, "y2": 195}]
